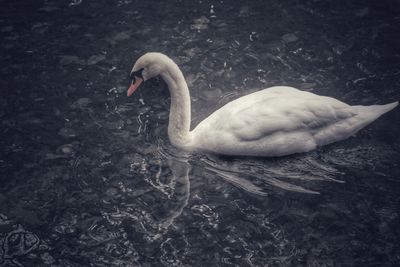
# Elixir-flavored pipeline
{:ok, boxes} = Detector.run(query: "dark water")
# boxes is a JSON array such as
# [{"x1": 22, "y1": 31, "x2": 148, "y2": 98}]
[{"x1": 1, "y1": 0, "x2": 400, "y2": 266}]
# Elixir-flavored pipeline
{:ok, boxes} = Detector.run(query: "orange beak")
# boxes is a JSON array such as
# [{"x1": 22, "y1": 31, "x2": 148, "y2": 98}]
[{"x1": 127, "y1": 77, "x2": 143, "y2": 97}]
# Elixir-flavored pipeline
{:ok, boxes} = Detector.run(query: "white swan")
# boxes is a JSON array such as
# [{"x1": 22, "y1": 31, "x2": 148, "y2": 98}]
[{"x1": 127, "y1": 53, "x2": 398, "y2": 157}]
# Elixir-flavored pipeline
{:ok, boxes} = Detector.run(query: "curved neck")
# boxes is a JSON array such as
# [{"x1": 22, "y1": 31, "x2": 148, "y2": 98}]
[{"x1": 160, "y1": 61, "x2": 192, "y2": 149}]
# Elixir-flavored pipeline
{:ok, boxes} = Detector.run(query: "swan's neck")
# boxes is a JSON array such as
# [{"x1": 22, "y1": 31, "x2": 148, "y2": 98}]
[{"x1": 161, "y1": 62, "x2": 192, "y2": 149}]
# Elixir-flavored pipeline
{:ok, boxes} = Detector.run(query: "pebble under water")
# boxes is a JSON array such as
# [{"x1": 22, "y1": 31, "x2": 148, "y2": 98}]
[{"x1": 1, "y1": 0, "x2": 400, "y2": 266}]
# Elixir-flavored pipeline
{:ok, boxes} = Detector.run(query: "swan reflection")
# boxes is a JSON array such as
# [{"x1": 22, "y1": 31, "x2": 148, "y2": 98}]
[{"x1": 125, "y1": 140, "x2": 347, "y2": 242}]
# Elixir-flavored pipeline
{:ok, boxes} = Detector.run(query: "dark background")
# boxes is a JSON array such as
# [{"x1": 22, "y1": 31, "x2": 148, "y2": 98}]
[{"x1": 1, "y1": 0, "x2": 400, "y2": 266}]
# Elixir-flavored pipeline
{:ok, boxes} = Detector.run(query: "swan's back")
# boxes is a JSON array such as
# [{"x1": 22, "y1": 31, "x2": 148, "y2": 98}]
[{"x1": 190, "y1": 86, "x2": 397, "y2": 156}]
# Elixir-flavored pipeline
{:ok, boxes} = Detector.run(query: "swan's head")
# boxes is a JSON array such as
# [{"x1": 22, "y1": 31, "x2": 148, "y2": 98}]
[{"x1": 127, "y1": 52, "x2": 171, "y2": 97}]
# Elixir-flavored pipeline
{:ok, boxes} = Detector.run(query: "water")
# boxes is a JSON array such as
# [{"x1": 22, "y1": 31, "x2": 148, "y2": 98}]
[{"x1": 1, "y1": 0, "x2": 400, "y2": 266}]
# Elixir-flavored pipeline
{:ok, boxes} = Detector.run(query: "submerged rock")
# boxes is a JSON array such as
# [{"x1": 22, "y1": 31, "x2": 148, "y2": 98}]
[
  {"x1": 2, "y1": 226, "x2": 40, "y2": 257},
  {"x1": 58, "y1": 127, "x2": 77, "y2": 138},
  {"x1": 87, "y1": 54, "x2": 106, "y2": 65},
  {"x1": 106, "y1": 187, "x2": 118, "y2": 197},
  {"x1": 59, "y1": 55, "x2": 86, "y2": 65},
  {"x1": 107, "y1": 31, "x2": 131, "y2": 44},
  {"x1": 41, "y1": 252, "x2": 56, "y2": 265},
  {"x1": 239, "y1": 6, "x2": 251, "y2": 18},
  {"x1": 71, "y1": 98, "x2": 92, "y2": 109},
  {"x1": 59, "y1": 144, "x2": 75, "y2": 154},
  {"x1": 0, "y1": 26, "x2": 13, "y2": 32},
  {"x1": 355, "y1": 8, "x2": 369, "y2": 17},
  {"x1": 282, "y1": 33, "x2": 298, "y2": 43},
  {"x1": 191, "y1": 16, "x2": 210, "y2": 30}
]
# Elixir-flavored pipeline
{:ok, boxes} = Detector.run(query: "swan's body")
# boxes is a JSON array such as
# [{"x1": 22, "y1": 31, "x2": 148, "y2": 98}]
[{"x1": 128, "y1": 53, "x2": 398, "y2": 157}]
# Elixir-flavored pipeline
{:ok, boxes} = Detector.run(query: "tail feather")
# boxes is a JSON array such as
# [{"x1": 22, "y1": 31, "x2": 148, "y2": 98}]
[
  {"x1": 349, "y1": 101, "x2": 398, "y2": 133},
  {"x1": 315, "y1": 101, "x2": 398, "y2": 146},
  {"x1": 353, "y1": 101, "x2": 398, "y2": 120}
]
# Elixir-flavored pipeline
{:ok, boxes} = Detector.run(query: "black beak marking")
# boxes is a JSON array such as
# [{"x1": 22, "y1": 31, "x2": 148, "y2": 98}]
[{"x1": 130, "y1": 68, "x2": 144, "y2": 83}]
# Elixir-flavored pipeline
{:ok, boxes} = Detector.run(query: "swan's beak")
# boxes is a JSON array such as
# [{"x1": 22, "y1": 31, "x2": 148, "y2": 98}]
[{"x1": 127, "y1": 77, "x2": 143, "y2": 97}]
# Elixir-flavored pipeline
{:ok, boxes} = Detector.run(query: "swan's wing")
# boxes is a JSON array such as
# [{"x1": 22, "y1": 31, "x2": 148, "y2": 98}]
[{"x1": 197, "y1": 86, "x2": 356, "y2": 142}]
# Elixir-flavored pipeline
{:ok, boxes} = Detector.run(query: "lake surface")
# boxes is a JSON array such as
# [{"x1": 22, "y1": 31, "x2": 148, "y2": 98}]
[{"x1": 1, "y1": 0, "x2": 400, "y2": 266}]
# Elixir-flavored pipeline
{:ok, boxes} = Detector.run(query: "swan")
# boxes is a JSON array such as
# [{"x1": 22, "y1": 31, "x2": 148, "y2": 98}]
[{"x1": 127, "y1": 52, "x2": 398, "y2": 157}]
